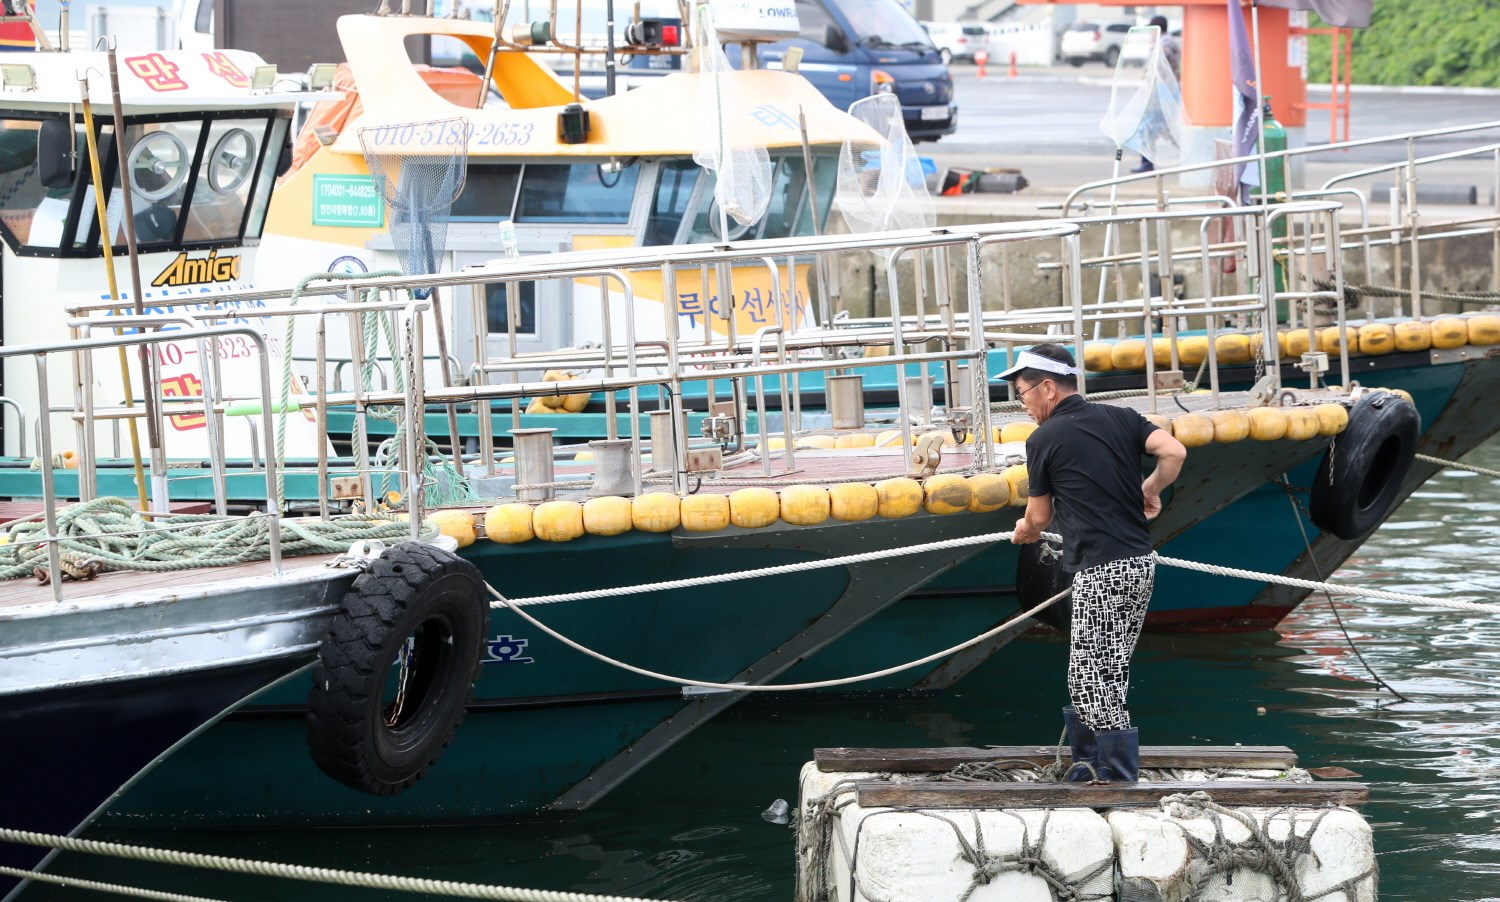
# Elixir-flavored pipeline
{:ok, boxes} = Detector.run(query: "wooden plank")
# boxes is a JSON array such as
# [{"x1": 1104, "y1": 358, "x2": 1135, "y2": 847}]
[
  {"x1": 0, "y1": 500, "x2": 212, "y2": 526},
  {"x1": 816, "y1": 745, "x2": 1299, "y2": 773},
  {"x1": 856, "y1": 780, "x2": 1368, "y2": 810}
]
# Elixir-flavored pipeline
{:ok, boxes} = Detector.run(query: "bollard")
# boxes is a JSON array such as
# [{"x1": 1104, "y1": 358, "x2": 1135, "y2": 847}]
[
  {"x1": 974, "y1": 49, "x2": 988, "y2": 78},
  {"x1": 1008, "y1": 50, "x2": 1018, "y2": 77},
  {"x1": 827, "y1": 374, "x2": 866, "y2": 430},
  {"x1": 587, "y1": 439, "x2": 635, "y2": 497},
  {"x1": 512, "y1": 427, "x2": 557, "y2": 502}
]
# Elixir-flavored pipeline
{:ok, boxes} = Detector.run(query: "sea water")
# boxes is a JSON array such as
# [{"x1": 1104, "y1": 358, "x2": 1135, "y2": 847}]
[{"x1": 29, "y1": 438, "x2": 1500, "y2": 901}]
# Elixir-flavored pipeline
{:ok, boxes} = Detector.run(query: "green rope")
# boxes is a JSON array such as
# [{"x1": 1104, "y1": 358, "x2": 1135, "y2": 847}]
[{"x1": 0, "y1": 497, "x2": 433, "y2": 581}]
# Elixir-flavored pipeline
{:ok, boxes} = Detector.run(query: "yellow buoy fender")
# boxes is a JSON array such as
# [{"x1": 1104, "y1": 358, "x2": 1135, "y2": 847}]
[
  {"x1": 1380, "y1": 387, "x2": 1415, "y2": 406},
  {"x1": 1083, "y1": 342, "x2": 1115, "y2": 372},
  {"x1": 1178, "y1": 335, "x2": 1209, "y2": 367},
  {"x1": 1151, "y1": 337, "x2": 1175, "y2": 367},
  {"x1": 999, "y1": 421, "x2": 1036, "y2": 444},
  {"x1": 679, "y1": 493, "x2": 730, "y2": 532},
  {"x1": 1283, "y1": 329, "x2": 1312, "y2": 358},
  {"x1": 1431, "y1": 317, "x2": 1469, "y2": 350},
  {"x1": 780, "y1": 485, "x2": 831, "y2": 526},
  {"x1": 1469, "y1": 314, "x2": 1500, "y2": 346},
  {"x1": 923, "y1": 474, "x2": 972, "y2": 515},
  {"x1": 834, "y1": 433, "x2": 876, "y2": 450},
  {"x1": 1284, "y1": 408, "x2": 1320, "y2": 441},
  {"x1": 1170, "y1": 413, "x2": 1215, "y2": 448},
  {"x1": 524, "y1": 398, "x2": 552, "y2": 415},
  {"x1": 796, "y1": 434, "x2": 837, "y2": 450},
  {"x1": 873, "y1": 430, "x2": 905, "y2": 447},
  {"x1": 764, "y1": 436, "x2": 787, "y2": 451},
  {"x1": 533, "y1": 501, "x2": 585, "y2": 542},
  {"x1": 582, "y1": 496, "x2": 633, "y2": 536},
  {"x1": 729, "y1": 487, "x2": 780, "y2": 528},
  {"x1": 1110, "y1": 339, "x2": 1148, "y2": 371},
  {"x1": 874, "y1": 478, "x2": 923, "y2": 518},
  {"x1": 1215, "y1": 333, "x2": 1253, "y2": 365},
  {"x1": 1314, "y1": 403, "x2": 1349, "y2": 436},
  {"x1": 1318, "y1": 326, "x2": 1357, "y2": 355},
  {"x1": 1002, "y1": 465, "x2": 1029, "y2": 505},
  {"x1": 966, "y1": 473, "x2": 1011, "y2": 512},
  {"x1": 1209, "y1": 410, "x2": 1250, "y2": 443},
  {"x1": 829, "y1": 483, "x2": 879, "y2": 521},
  {"x1": 1247, "y1": 407, "x2": 1289, "y2": 441},
  {"x1": 485, "y1": 503, "x2": 535, "y2": 544},
  {"x1": 1356, "y1": 323, "x2": 1395, "y2": 356},
  {"x1": 631, "y1": 493, "x2": 682, "y2": 533},
  {"x1": 561, "y1": 392, "x2": 591, "y2": 413},
  {"x1": 1393, "y1": 321, "x2": 1432, "y2": 352},
  {"x1": 1144, "y1": 414, "x2": 1171, "y2": 432},
  {"x1": 427, "y1": 510, "x2": 477, "y2": 548}
]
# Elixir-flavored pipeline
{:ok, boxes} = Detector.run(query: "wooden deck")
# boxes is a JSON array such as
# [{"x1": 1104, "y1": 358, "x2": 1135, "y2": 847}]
[
  {"x1": 0, "y1": 501, "x2": 213, "y2": 526},
  {"x1": 856, "y1": 779, "x2": 1369, "y2": 809},
  {"x1": 0, "y1": 553, "x2": 341, "y2": 611},
  {"x1": 816, "y1": 745, "x2": 1300, "y2": 773}
]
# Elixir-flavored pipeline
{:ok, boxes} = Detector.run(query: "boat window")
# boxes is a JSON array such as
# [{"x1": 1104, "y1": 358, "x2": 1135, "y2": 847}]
[
  {"x1": 182, "y1": 118, "x2": 266, "y2": 243},
  {"x1": 116, "y1": 120, "x2": 205, "y2": 247},
  {"x1": 515, "y1": 162, "x2": 639, "y2": 224},
  {"x1": 682, "y1": 155, "x2": 838, "y2": 243},
  {"x1": 843, "y1": 0, "x2": 930, "y2": 46},
  {"x1": 485, "y1": 280, "x2": 537, "y2": 335},
  {"x1": 0, "y1": 117, "x2": 83, "y2": 251},
  {"x1": 449, "y1": 163, "x2": 521, "y2": 220},
  {"x1": 242, "y1": 117, "x2": 288, "y2": 238},
  {"x1": 644, "y1": 159, "x2": 699, "y2": 246}
]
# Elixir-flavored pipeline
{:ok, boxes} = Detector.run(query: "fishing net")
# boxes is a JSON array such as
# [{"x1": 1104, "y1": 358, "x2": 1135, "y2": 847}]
[
  {"x1": 834, "y1": 92, "x2": 935, "y2": 238},
  {"x1": 358, "y1": 119, "x2": 470, "y2": 298},
  {"x1": 692, "y1": 3, "x2": 772, "y2": 237},
  {"x1": 1100, "y1": 25, "x2": 1183, "y2": 166}
]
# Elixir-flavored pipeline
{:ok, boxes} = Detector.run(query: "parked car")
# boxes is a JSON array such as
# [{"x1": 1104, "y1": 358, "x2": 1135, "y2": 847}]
[
  {"x1": 1059, "y1": 19, "x2": 1132, "y2": 67},
  {"x1": 922, "y1": 21, "x2": 992, "y2": 64}
]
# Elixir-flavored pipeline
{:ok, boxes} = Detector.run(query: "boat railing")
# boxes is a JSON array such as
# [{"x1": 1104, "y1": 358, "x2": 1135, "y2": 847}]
[
  {"x1": 4, "y1": 325, "x2": 283, "y2": 602},
  {"x1": 0, "y1": 396, "x2": 26, "y2": 460}
]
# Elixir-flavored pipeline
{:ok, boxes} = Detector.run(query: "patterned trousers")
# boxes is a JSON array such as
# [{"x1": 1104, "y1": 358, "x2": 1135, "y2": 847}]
[{"x1": 1067, "y1": 554, "x2": 1156, "y2": 732}]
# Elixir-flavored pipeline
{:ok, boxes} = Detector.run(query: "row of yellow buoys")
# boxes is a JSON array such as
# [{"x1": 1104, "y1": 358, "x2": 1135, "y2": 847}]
[
  {"x1": 419, "y1": 469, "x2": 1032, "y2": 547},
  {"x1": 1141, "y1": 402, "x2": 1349, "y2": 448},
  {"x1": 768, "y1": 421, "x2": 1041, "y2": 452},
  {"x1": 523, "y1": 370, "x2": 591, "y2": 414},
  {"x1": 1084, "y1": 315, "x2": 1500, "y2": 373}
]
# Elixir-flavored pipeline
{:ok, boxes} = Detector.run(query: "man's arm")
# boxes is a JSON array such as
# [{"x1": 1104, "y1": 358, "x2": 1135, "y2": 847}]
[
  {"x1": 1012, "y1": 493, "x2": 1054, "y2": 544},
  {"x1": 1141, "y1": 429, "x2": 1188, "y2": 520}
]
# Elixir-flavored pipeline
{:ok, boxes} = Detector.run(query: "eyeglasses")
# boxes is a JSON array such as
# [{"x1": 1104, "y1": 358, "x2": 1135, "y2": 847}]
[{"x1": 1016, "y1": 379, "x2": 1051, "y2": 401}]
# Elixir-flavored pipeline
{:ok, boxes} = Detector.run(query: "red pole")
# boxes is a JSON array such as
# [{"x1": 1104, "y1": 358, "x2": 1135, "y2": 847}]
[{"x1": 1008, "y1": 50, "x2": 1017, "y2": 77}]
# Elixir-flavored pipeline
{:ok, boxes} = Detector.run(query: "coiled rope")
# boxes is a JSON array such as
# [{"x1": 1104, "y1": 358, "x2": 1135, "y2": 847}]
[
  {"x1": 0, "y1": 497, "x2": 431, "y2": 581},
  {"x1": 0, "y1": 826, "x2": 675, "y2": 902}
]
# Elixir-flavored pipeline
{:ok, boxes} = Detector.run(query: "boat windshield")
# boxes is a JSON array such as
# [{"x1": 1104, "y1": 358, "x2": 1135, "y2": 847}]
[
  {"x1": 0, "y1": 111, "x2": 289, "y2": 258},
  {"x1": 678, "y1": 154, "x2": 837, "y2": 243}
]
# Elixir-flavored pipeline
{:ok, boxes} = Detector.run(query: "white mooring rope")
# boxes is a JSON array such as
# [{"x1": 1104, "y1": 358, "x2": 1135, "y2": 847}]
[
  {"x1": 1416, "y1": 452, "x2": 1500, "y2": 480},
  {"x1": 0, "y1": 827, "x2": 677, "y2": 902},
  {"x1": 0, "y1": 864, "x2": 225, "y2": 902}
]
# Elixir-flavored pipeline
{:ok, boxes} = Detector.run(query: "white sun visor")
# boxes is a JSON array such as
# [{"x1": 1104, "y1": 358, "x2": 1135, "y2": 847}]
[{"x1": 995, "y1": 350, "x2": 1082, "y2": 381}]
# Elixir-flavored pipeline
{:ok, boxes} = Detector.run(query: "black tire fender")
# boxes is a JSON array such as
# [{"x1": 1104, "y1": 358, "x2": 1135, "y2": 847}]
[
  {"x1": 307, "y1": 543, "x2": 487, "y2": 796},
  {"x1": 1016, "y1": 539, "x2": 1074, "y2": 633},
  {"x1": 1308, "y1": 391, "x2": 1421, "y2": 541}
]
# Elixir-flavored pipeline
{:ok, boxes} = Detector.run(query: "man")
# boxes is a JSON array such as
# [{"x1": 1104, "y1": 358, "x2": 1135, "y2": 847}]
[
  {"x1": 1001, "y1": 344, "x2": 1186, "y2": 782},
  {"x1": 1131, "y1": 16, "x2": 1183, "y2": 174}
]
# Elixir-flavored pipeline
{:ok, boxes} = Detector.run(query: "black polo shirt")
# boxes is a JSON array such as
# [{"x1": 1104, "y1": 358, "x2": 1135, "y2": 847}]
[{"x1": 1025, "y1": 394, "x2": 1159, "y2": 573}]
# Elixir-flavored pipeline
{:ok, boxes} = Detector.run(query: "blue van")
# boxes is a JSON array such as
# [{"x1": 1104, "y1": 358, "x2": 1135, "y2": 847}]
[{"x1": 752, "y1": 0, "x2": 956, "y2": 141}]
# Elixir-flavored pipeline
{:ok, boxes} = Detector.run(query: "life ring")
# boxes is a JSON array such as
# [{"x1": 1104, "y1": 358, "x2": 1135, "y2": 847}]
[
  {"x1": 306, "y1": 543, "x2": 487, "y2": 796},
  {"x1": 1015, "y1": 539, "x2": 1074, "y2": 633},
  {"x1": 1308, "y1": 391, "x2": 1420, "y2": 540}
]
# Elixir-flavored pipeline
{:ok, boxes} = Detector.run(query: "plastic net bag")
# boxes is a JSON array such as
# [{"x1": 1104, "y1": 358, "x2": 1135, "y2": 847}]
[
  {"x1": 835, "y1": 92, "x2": 935, "y2": 237},
  {"x1": 692, "y1": 3, "x2": 771, "y2": 235},
  {"x1": 1099, "y1": 26, "x2": 1182, "y2": 166},
  {"x1": 358, "y1": 118, "x2": 471, "y2": 298}
]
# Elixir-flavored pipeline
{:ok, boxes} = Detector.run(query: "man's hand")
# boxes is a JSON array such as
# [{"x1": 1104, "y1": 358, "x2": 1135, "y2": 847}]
[
  {"x1": 1142, "y1": 486, "x2": 1162, "y2": 520},
  {"x1": 1011, "y1": 517, "x2": 1041, "y2": 544}
]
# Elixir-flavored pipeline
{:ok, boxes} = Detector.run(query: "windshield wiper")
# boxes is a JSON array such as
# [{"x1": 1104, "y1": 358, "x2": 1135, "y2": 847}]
[
  {"x1": 859, "y1": 35, "x2": 899, "y2": 49},
  {"x1": 900, "y1": 40, "x2": 933, "y2": 50}
]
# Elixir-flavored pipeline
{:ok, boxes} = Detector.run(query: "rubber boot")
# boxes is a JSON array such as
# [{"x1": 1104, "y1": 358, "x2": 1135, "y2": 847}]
[
  {"x1": 1095, "y1": 728, "x2": 1140, "y2": 783},
  {"x1": 1062, "y1": 706, "x2": 1098, "y2": 782}
]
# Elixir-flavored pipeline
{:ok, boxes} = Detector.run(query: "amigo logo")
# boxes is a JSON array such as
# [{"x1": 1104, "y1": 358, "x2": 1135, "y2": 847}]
[{"x1": 152, "y1": 251, "x2": 241, "y2": 288}]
